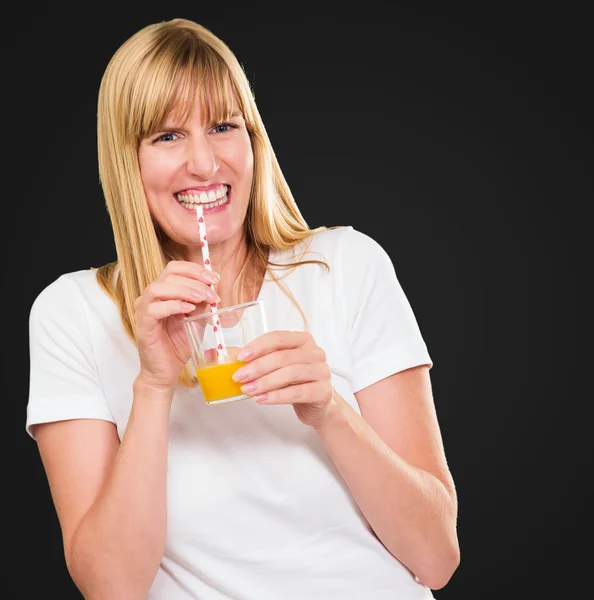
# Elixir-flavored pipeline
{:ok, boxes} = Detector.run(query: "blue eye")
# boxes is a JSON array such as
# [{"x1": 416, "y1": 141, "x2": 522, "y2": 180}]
[
  {"x1": 154, "y1": 132, "x2": 178, "y2": 143},
  {"x1": 212, "y1": 123, "x2": 237, "y2": 134}
]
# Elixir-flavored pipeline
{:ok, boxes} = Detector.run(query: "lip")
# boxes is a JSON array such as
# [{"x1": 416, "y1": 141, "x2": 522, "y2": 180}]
[{"x1": 175, "y1": 187, "x2": 232, "y2": 215}]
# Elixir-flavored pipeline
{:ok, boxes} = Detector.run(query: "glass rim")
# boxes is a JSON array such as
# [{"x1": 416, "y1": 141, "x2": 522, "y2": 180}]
[{"x1": 181, "y1": 298, "x2": 264, "y2": 324}]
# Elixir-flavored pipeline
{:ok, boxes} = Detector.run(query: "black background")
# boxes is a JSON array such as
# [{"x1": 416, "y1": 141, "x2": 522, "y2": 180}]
[{"x1": 4, "y1": 2, "x2": 591, "y2": 598}]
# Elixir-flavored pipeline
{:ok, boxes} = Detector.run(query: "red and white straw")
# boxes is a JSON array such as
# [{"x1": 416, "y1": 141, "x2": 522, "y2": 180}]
[{"x1": 195, "y1": 205, "x2": 228, "y2": 360}]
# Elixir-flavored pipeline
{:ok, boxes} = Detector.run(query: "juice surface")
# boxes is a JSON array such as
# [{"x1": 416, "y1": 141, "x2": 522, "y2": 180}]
[{"x1": 196, "y1": 360, "x2": 246, "y2": 403}]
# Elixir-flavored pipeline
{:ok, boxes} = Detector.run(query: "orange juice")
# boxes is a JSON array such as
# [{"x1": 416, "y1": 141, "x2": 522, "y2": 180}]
[{"x1": 196, "y1": 360, "x2": 246, "y2": 403}]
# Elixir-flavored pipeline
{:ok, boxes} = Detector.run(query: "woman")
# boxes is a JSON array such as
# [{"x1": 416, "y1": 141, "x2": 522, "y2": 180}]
[{"x1": 26, "y1": 18, "x2": 460, "y2": 599}]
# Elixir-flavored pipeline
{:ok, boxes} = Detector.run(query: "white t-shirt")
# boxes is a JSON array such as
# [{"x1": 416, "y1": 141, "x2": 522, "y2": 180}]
[{"x1": 27, "y1": 226, "x2": 435, "y2": 599}]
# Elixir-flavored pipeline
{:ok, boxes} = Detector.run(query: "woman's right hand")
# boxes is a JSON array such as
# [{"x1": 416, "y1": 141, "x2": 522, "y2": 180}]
[{"x1": 134, "y1": 260, "x2": 220, "y2": 393}]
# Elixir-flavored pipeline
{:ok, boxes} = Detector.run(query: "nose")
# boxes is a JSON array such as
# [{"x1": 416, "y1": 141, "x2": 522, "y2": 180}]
[{"x1": 186, "y1": 134, "x2": 219, "y2": 179}]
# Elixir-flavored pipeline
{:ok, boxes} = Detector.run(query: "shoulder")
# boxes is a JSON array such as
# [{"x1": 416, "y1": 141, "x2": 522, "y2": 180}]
[
  {"x1": 30, "y1": 269, "x2": 108, "y2": 323},
  {"x1": 308, "y1": 225, "x2": 385, "y2": 250},
  {"x1": 306, "y1": 226, "x2": 393, "y2": 268}
]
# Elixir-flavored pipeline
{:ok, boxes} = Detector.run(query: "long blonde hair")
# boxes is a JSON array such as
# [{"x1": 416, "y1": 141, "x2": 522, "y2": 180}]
[{"x1": 94, "y1": 18, "x2": 331, "y2": 387}]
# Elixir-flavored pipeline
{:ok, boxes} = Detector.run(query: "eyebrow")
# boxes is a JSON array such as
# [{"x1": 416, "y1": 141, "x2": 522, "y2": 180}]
[{"x1": 163, "y1": 111, "x2": 243, "y2": 128}]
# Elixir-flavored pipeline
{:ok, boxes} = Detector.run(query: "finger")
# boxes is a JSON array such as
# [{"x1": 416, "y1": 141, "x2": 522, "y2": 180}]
[
  {"x1": 140, "y1": 281, "x2": 219, "y2": 306},
  {"x1": 238, "y1": 330, "x2": 312, "y2": 361},
  {"x1": 240, "y1": 362, "x2": 331, "y2": 397},
  {"x1": 140, "y1": 300, "x2": 197, "y2": 323},
  {"x1": 255, "y1": 380, "x2": 332, "y2": 405},
  {"x1": 204, "y1": 348, "x2": 219, "y2": 363},
  {"x1": 233, "y1": 346, "x2": 326, "y2": 383},
  {"x1": 159, "y1": 260, "x2": 220, "y2": 285},
  {"x1": 161, "y1": 274, "x2": 220, "y2": 302}
]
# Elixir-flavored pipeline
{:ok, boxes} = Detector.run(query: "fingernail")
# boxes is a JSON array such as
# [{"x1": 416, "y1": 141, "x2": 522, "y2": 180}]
[
  {"x1": 237, "y1": 348, "x2": 253, "y2": 361},
  {"x1": 204, "y1": 271, "x2": 220, "y2": 283},
  {"x1": 206, "y1": 290, "x2": 220, "y2": 302},
  {"x1": 241, "y1": 383, "x2": 257, "y2": 394},
  {"x1": 232, "y1": 368, "x2": 250, "y2": 383}
]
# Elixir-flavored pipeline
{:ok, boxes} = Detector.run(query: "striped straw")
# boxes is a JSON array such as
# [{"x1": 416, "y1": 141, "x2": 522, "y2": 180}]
[{"x1": 194, "y1": 205, "x2": 228, "y2": 360}]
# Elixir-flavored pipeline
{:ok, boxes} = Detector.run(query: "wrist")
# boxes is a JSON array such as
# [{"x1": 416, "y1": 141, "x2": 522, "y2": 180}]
[
  {"x1": 133, "y1": 375, "x2": 176, "y2": 402},
  {"x1": 312, "y1": 390, "x2": 349, "y2": 434}
]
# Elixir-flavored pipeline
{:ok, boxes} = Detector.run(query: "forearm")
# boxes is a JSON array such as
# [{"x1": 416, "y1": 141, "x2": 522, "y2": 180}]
[
  {"x1": 68, "y1": 380, "x2": 172, "y2": 599},
  {"x1": 314, "y1": 393, "x2": 459, "y2": 590}
]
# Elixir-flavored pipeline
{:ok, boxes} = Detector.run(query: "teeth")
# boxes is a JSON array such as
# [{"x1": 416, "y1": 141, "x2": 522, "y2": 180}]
[
  {"x1": 178, "y1": 189, "x2": 229, "y2": 210},
  {"x1": 176, "y1": 185, "x2": 228, "y2": 206}
]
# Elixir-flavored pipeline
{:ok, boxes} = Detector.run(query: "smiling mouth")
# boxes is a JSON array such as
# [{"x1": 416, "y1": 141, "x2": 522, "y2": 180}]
[{"x1": 175, "y1": 185, "x2": 230, "y2": 210}]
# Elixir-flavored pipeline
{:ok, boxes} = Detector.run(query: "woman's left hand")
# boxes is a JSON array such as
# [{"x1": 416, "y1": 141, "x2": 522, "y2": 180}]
[{"x1": 232, "y1": 331, "x2": 336, "y2": 428}]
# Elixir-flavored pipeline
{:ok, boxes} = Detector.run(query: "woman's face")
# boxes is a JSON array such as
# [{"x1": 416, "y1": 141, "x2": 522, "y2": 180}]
[{"x1": 138, "y1": 101, "x2": 254, "y2": 255}]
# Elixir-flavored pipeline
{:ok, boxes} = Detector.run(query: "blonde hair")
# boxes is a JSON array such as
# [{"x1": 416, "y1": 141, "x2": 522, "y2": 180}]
[{"x1": 94, "y1": 18, "x2": 332, "y2": 387}]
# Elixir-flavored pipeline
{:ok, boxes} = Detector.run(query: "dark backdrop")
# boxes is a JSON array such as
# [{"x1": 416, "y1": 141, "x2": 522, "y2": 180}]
[{"x1": 4, "y1": 3, "x2": 591, "y2": 598}]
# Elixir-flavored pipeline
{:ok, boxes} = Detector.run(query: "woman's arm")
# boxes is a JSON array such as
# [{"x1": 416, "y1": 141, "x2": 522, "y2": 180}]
[
  {"x1": 314, "y1": 365, "x2": 460, "y2": 590},
  {"x1": 35, "y1": 379, "x2": 173, "y2": 600},
  {"x1": 232, "y1": 326, "x2": 460, "y2": 589}
]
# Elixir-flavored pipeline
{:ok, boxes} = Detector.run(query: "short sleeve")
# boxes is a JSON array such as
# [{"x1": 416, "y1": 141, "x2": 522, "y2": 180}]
[
  {"x1": 336, "y1": 228, "x2": 432, "y2": 392},
  {"x1": 26, "y1": 275, "x2": 115, "y2": 439}
]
